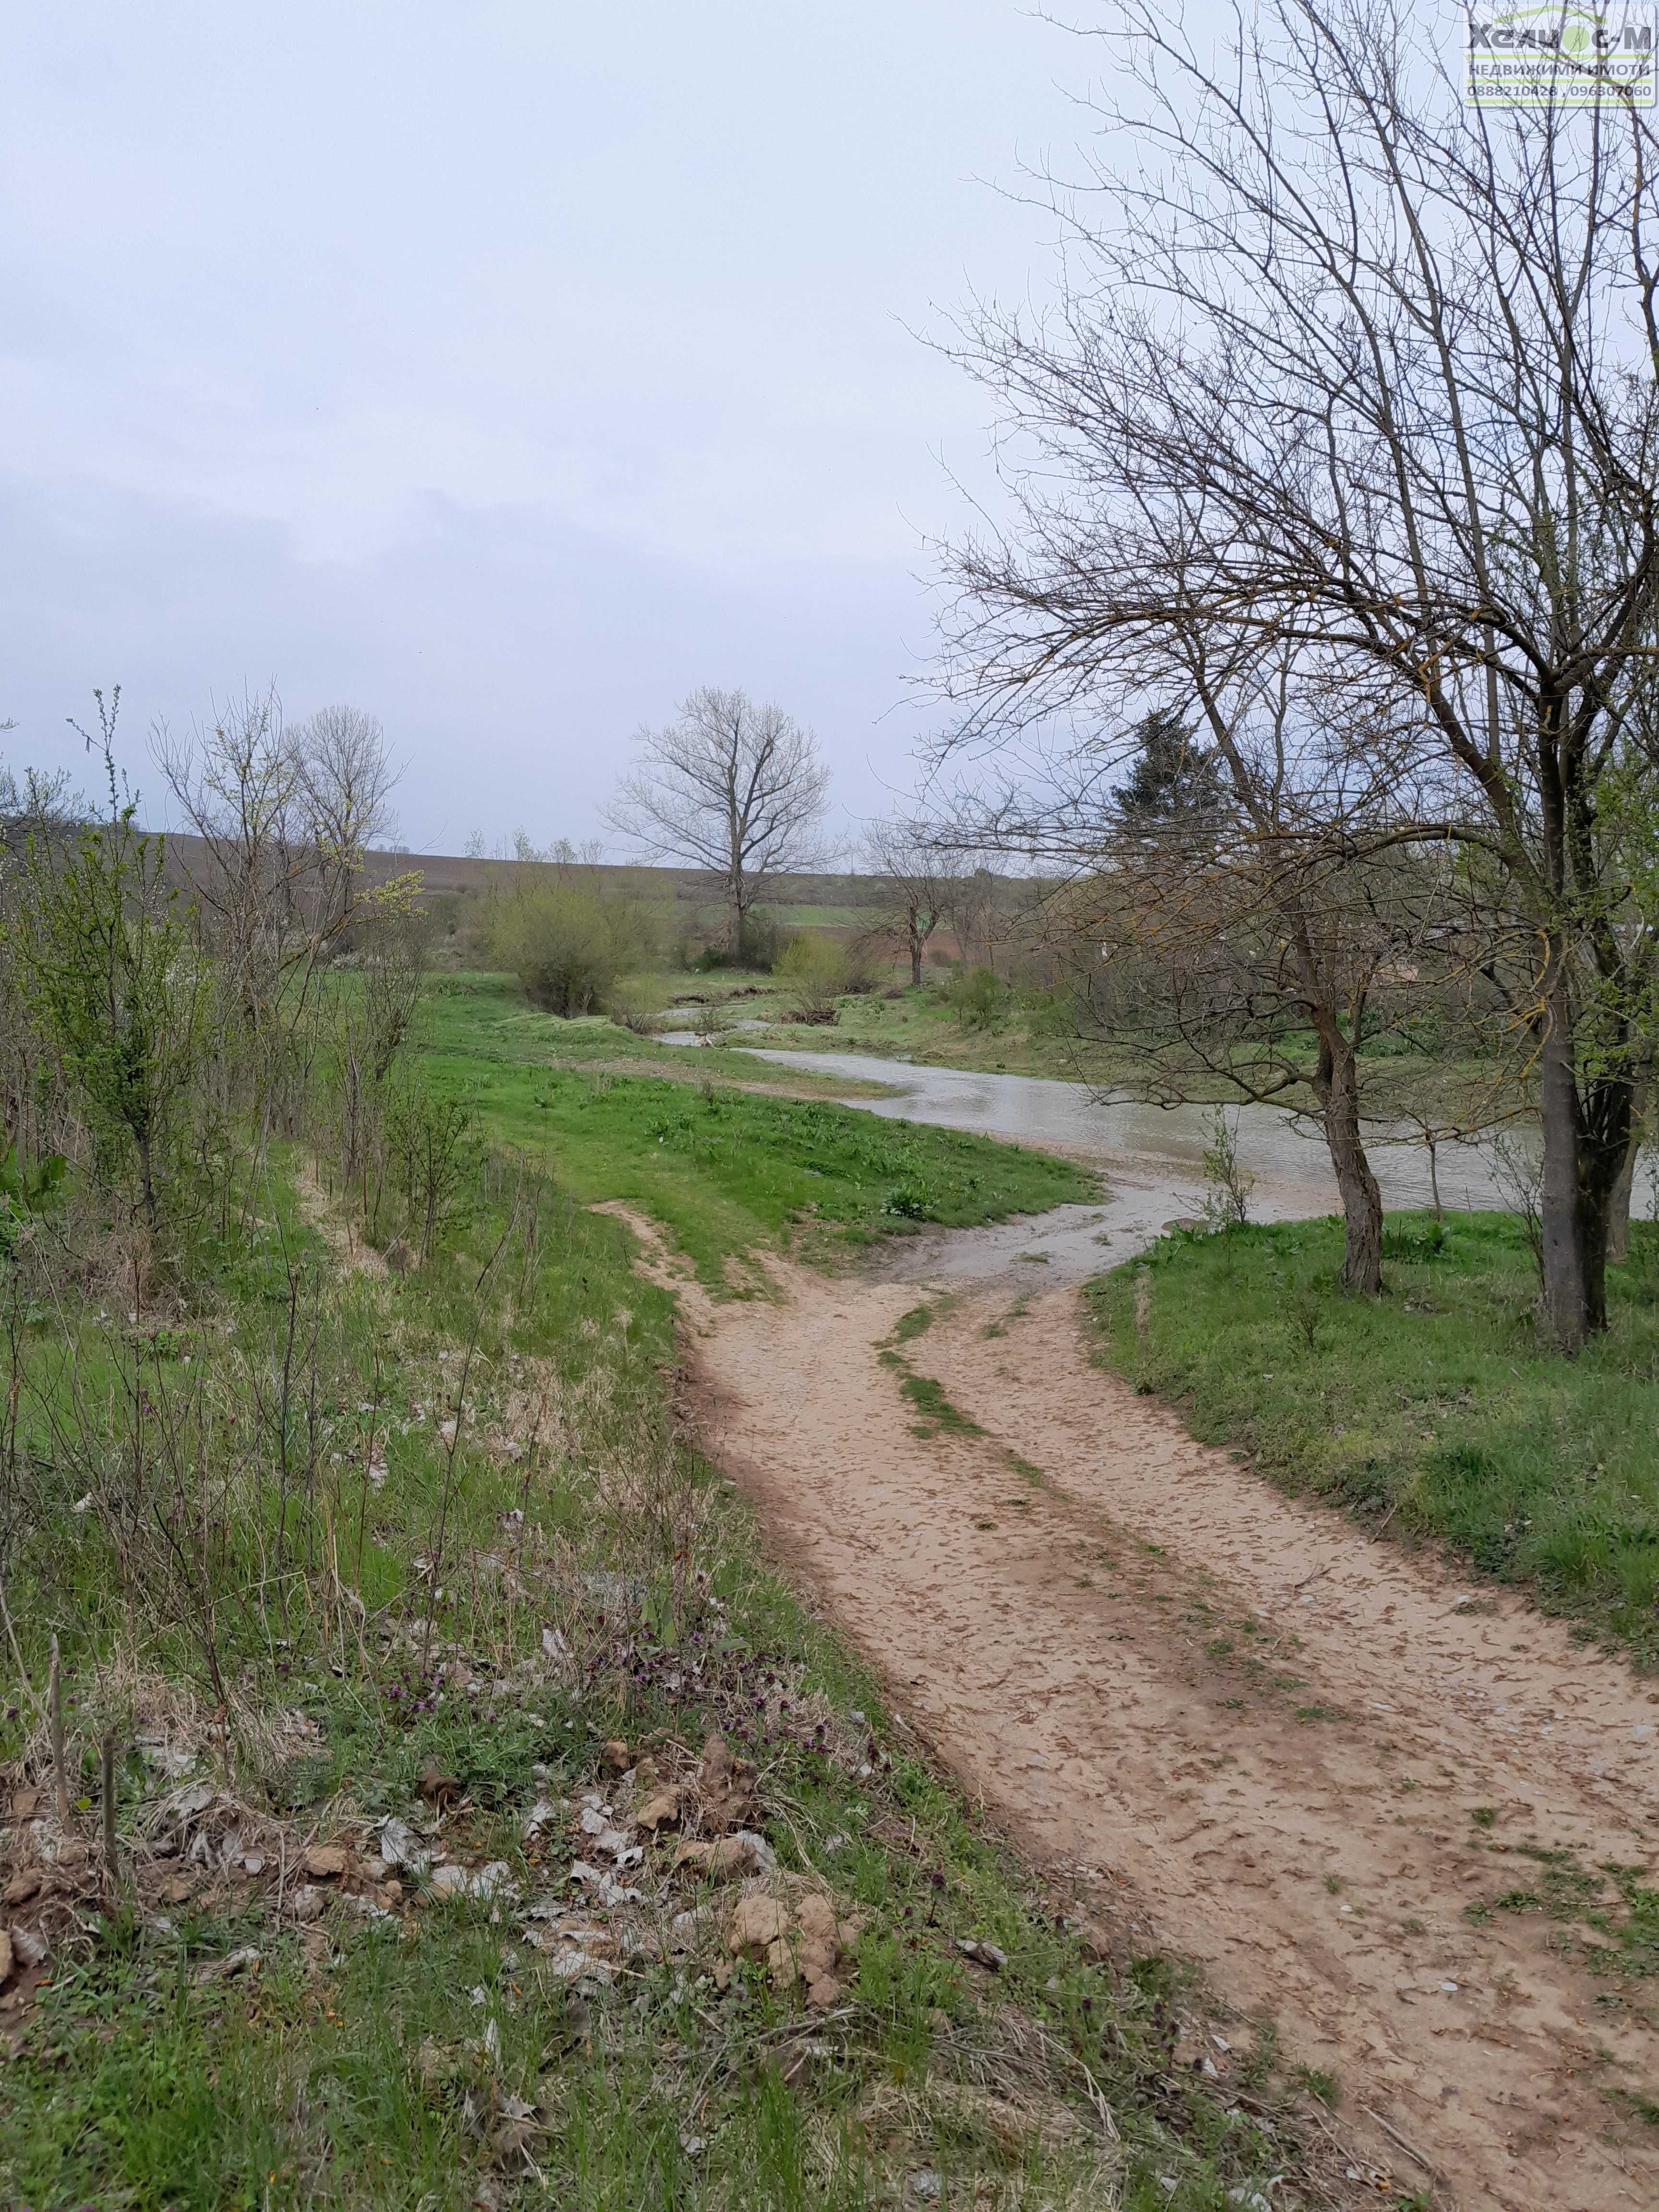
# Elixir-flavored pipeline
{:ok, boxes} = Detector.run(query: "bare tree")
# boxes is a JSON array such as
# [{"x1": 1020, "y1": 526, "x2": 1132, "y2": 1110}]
[
  {"x1": 862, "y1": 817, "x2": 958, "y2": 985},
  {"x1": 607, "y1": 686, "x2": 831, "y2": 959},
  {"x1": 938, "y1": 0, "x2": 1659, "y2": 1348},
  {"x1": 155, "y1": 695, "x2": 406, "y2": 1026},
  {"x1": 1045, "y1": 666, "x2": 1478, "y2": 1292},
  {"x1": 940, "y1": 868, "x2": 999, "y2": 975},
  {"x1": 153, "y1": 694, "x2": 419, "y2": 1198},
  {"x1": 288, "y1": 703, "x2": 401, "y2": 942},
  {"x1": 153, "y1": 689, "x2": 301, "y2": 1029}
]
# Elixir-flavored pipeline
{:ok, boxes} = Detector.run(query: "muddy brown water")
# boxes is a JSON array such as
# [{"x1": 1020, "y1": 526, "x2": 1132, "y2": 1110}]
[{"x1": 742, "y1": 1047, "x2": 1522, "y2": 1217}]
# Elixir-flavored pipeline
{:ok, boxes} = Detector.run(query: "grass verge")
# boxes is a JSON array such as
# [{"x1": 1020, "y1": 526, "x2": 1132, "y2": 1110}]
[
  {"x1": 423, "y1": 972, "x2": 891, "y2": 1097},
  {"x1": 1086, "y1": 1209, "x2": 1659, "y2": 1662},
  {"x1": 2, "y1": 1132, "x2": 1344, "y2": 2208},
  {"x1": 422, "y1": 978, "x2": 1094, "y2": 1287}
]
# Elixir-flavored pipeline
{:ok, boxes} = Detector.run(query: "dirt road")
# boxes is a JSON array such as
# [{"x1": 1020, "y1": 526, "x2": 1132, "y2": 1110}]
[{"x1": 619, "y1": 1207, "x2": 1659, "y2": 2210}]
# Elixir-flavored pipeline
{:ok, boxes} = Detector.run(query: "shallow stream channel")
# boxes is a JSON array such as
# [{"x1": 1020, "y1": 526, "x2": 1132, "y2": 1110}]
[{"x1": 673, "y1": 1039, "x2": 1538, "y2": 1286}]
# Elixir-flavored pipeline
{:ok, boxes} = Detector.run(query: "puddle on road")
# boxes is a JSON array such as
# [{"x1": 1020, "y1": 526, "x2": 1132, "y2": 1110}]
[{"x1": 866, "y1": 1160, "x2": 1337, "y2": 1288}]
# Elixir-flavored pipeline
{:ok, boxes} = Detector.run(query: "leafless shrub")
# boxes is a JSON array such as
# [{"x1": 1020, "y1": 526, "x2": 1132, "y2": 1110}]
[{"x1": 1490, "y1": 1134, "x2": 1547, "y2": 1309}]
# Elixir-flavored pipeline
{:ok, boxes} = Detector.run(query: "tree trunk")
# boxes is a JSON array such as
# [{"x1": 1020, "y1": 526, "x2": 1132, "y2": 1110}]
[
  {"x1": 1538, "y1": 979, "x2": 1591, "y2": 1351},
  {"x1": 910, "y1": 938, "x2": 923, "y2": 988},
  {"x1": 1319, "y1": 1050, "x2": 1383, "y2": 1294},
  {"x1": 727, "y1": 892, "x2": 744, "y2": 962},
  {"x1": 135, "y1": 1130, "x2": 158, "y2": 1231},
  {"x1": 1575, "y1": 1067, "x2": 1635, "y2": 1329}
]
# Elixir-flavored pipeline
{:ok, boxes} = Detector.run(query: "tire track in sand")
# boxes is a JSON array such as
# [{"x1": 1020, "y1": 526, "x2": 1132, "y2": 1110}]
[{"x1": 611, "y1": 1206, "x2": 1659, "y2": 2209}]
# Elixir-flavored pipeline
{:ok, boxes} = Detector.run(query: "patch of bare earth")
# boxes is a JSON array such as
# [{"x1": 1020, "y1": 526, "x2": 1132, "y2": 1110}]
[
  {"x1": 605, "y1": 1206, "x2": 1659, "y2": 2211},
  {"x1": 292, "y1": 1159, "x2": 388, "y2": 1278}
]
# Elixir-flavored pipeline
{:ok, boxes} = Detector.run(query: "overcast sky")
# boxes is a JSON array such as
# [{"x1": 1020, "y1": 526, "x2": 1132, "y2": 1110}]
[{"x1": 0, "y1": 2, "x2": 1098, "y2": 854}]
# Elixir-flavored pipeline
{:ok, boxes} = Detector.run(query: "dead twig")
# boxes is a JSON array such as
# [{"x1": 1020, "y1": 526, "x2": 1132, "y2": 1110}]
[
  {"x1": 0, "y1": 1574, "x2": 44, "y2": 1719},
  {"x1": 100, "y1": 1727, "x2": 120, "y2": 1899},
  {"x1": 48, "y1": 1634, "x2": 70, "y2": 1826},
  {"x1": 1359, "y1": 2102, "x2": 1439, "y2": 2182},
  {"x1": 421, "y1": 1199, "x2": 523, "y2": 1670}
]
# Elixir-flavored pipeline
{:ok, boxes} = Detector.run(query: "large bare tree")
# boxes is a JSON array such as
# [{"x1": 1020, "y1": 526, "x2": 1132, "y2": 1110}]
[
  {"x1": 938, "y1": 0, "x2": 1659, "y2": 1347},
  {"x1": 607, "y1": 686, "x2": 831, "y2": 958},
  {"x1": 154, "y1": 693, "x2": 403, "y2": 1028}
]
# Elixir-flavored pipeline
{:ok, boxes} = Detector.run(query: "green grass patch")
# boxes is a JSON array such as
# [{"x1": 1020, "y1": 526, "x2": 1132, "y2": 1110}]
[
  {"x1": 424, "y1": 970, "x2": 880, "y2": 1093},
  {"x1": 877, "y1": 1306, "x2": 986, "y2": 1441},
  {"x1": 890, "y1": 1303, "x2": 936, "y2": 1343},
  {"x1": 893, "y1": 1368, "x2": 985, "y2": 1440},
  {"x1": 1, "y1": 1148, "x2": 1303, "y2": 2212},
  {"x1": 421, "y1": 979, "x2": 1093, "y2": 1287},
  {"x1": 1463, "y1": 1843, "x2": 1659, "y2": 1986},
  {"x1": 1087, "y1": 1211, "x2": 1659, "y2": 1660}
]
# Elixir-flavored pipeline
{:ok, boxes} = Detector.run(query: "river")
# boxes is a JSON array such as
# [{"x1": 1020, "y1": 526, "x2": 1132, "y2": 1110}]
[{"x1": 734, "y1": 1046, "x2": 1515, "y2": 1212}]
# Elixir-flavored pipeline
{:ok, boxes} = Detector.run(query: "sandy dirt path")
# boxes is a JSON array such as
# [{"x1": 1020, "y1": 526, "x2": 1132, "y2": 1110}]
[{"x1": 610, "y1": 1203, "x2": 1659, "y2": 2212}]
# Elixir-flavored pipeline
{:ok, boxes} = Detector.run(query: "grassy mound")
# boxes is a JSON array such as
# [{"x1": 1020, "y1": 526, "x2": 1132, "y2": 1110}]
[{"x1": 1088, "y1": 1211, "x2": 1659, "y2": 1660}]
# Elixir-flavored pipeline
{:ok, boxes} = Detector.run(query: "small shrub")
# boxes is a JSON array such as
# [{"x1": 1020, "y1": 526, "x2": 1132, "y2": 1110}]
[
  {"x1": 14, "y1": 811, "x2": 207, "y2": 1231},
  {"x1": 606, "y1": 978, "x2": 662, "y2": 1035},
  {"x1": 882, "y1": 1183, "x2": 935, "y2": 1219},
  {"x1": 947, "y1": 964, "x2": 1007, "y2": 1031},
  {"x1": 385, "y1": 1082, "x2": 481, "y2": 1260},
  {"x1": 1286, "y1": 1281, "x2": 1325, "y2": 1350},
  {"x1": 1201, "y1": 1108, "x2": 1256, "y2": 1229},
  {"x1": 493, "y1": 884, "x2": 649, "y2": 1017},
  {"x1": 1490, "y1": 1131, "x2": 1545, "y2": 1302},
  {"x1": 0, "y1": 1146, "x2": 65, "y2": 1257},
  {"x1": 775, "y1": 933, "x2": 848, "y2": 1022},
  {"x1": 1025, "y1": 985, "x2": 1080, "y2": 1036},
  {"x1": 1383, "y1": 1219, "x2": 1450, "y2": 1261},
  {"x1": 738, "y1": 906, "x2": 791, "y2": 970}
]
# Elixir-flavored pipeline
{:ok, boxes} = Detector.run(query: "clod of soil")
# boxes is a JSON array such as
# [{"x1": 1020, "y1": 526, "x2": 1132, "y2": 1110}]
[
  {"x1": 690, "y1": 1731, "x2": 759, "y2": 1834},
  {"x1": 636, "y1": 1784, "x2": 683, "y2": 1833},
  {"x1": 673, "y1": 1834, "x2": 770, "y2": 1882}
]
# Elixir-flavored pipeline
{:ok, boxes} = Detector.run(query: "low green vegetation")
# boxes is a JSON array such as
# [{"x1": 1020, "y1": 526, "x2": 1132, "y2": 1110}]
[
  {"x1": 423, "y1": 976, "x2": 1094, "y2": 1287},
  {"x1": 1, "y1": 1162, "x2": 1318, "y2": 2211},
  {"x1": 487, "y1": 876, "x2": 653, "y2": 1017},
  {"x1": 0, "y1": 784, "x2": 1316, "y2": 2212},
  {"x1": 1087, "y1": 1211, "x2": 1659, "y2": 1660},
  {"x1": 878, "y1": 1304, "x2": 986, "y2": 1441},
  {"x1": 739, "y1": 976, "x2": 1100, "y2": 1080},
  {"x1": 1462, "y1": 1833, "x2": 1659, "y2": 1997},
  {"x1": 423, "y1": 970, "x2": 881, "y2": 1094}
]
